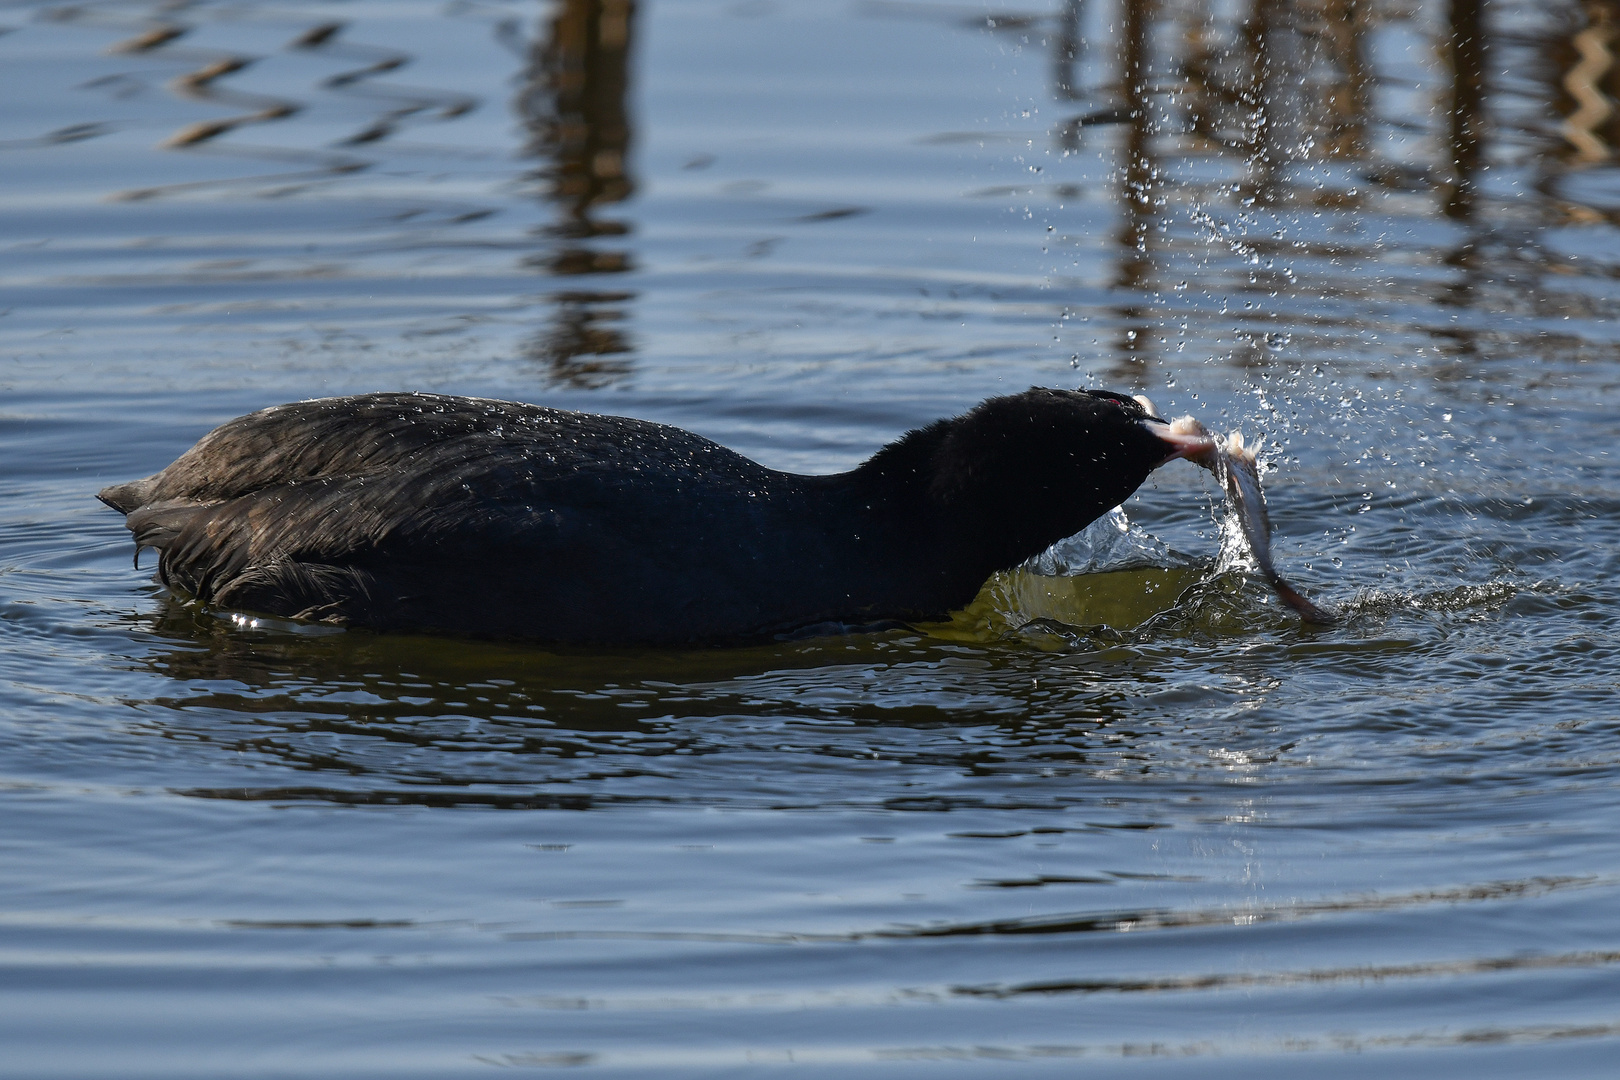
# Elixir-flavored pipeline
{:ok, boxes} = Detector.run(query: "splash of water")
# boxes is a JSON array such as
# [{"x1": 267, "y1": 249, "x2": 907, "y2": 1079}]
[
  {"x1": 1023, "y1": 506, "x2": 1197, "y2": 577},
  {"x1": 1187, "y1": 423, "x2": 1335, "y2": 624}
]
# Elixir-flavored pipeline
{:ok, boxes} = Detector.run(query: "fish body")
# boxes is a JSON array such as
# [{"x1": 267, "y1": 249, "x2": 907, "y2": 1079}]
[{"x1": 1165, "y1": 416, "x2": 1335, "y2": 624}]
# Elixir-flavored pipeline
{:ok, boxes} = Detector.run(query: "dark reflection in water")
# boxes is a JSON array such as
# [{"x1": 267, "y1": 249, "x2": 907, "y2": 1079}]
[
  {"x1": 1113, "y1": 0, "x2": 1155, "y2": 375},
  {"x1": 124, "y1": 597, "x2": 1194, "y2": 809},
  {"x1": 1444, "y1": 0, "x2": 1487, "y2": 218},
  {"x1": 519, "y1": 0, "x2": 638, "y2": 388},
  {"x1": 112, "y1": 544, "x2": 1559, "y2": 814},
  {"x1": 1053, "y1": 0, "x2": 1085, "y2": 101}
]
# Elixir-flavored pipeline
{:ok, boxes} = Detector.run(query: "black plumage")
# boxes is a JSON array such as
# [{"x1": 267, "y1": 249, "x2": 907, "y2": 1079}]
[{"x1": 99, "y1": 388, "x2": 1188, "y2": 644}]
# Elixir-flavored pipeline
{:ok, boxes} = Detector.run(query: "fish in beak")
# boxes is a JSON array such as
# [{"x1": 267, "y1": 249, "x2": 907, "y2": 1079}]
[{"x1": 1141, "y1": 408, "x2": 1335, "y2": 625}]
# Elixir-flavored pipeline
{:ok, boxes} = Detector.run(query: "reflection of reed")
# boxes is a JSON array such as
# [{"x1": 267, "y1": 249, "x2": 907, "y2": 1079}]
[
  {"x1": 77, "y1": 12, "x2": 474, "y2": 200},
  {"x1": 520, "y1": 0, "x2": 635, "y2": 230},
  {"x1": 1053, "y1": 0, "x2": 1084, "y2": 101},
  {"x1": 293, "y1": 23, "x2": 477, "y2": 146},
  {"x1": 1318, "y1": 0, "x2": 1371, "y2": 159},
  {"x1": 1117, "y1": 0, "x2": 1153, "y2": 268},
  {"x1": 531, "y1": 291, "x2": 636, "y2": 390},
  {"x1": 517, "y1": 0, "x2": 638, "y2": 387},
  {"x1": 1443, "y1": 0, "x2": 1486, "y2": 218},
  {"x1": 1561, "y1": 4, "x2": 1616, "y2": 161},
  {"x1": 1118, "y1": 0, "x2": 1377, "y2": 178},
  {"x1": 123, "y1": 18, "x2": 477, "y2": 149},
  {"x1": 1113, "y1": 0, "x2": 1156, "y2": 375},
  {"x1": 107, "y1": 24, "x2": 299, "y2": 149},
  {"x1": 1243, "y1": 0, "x2": 1282, "y2": 204},
  {"x1": 1246, "y1": 0, "x2": 1325, "y2": 207},
  {"x1": 1069, "y1": 0, "x2": 1400, "y2": 370}
]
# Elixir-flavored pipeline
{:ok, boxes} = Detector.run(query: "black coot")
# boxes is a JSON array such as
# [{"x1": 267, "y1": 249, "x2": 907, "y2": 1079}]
[{"x1": 99, "y1": 388, "x2": 1209, "y2": 644}]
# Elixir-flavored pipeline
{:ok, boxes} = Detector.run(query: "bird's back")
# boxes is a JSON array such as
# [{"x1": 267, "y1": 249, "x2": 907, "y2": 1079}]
[{"x1": 100, "y1": 393, "x2": 860, "y2": 642}]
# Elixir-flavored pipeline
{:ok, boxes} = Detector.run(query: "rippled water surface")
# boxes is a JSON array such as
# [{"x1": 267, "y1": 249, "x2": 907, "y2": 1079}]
[{"x1": 4, "y1": 0, "x2": 1620, "y2": 1075}]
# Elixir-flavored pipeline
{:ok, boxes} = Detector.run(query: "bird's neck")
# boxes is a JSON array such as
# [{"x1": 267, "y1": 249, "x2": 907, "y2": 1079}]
[{"x1": 831, "y1": 420, "x2": 1020, "y2": 610}]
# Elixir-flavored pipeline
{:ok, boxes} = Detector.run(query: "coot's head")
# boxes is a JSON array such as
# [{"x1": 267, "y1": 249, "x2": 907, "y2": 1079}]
[{"x1": 923, "y1": 387, "x2": 1211, "y2": 573}]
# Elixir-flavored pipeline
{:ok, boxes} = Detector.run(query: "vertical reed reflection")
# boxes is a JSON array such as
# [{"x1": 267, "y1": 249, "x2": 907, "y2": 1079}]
[
  {"x1": 517, "y1": 0, "x2": 638, "y2": 388},
  {"x1": 1443, "y1": 0, "x2": 1486, "y2": 219},
  {"x1": 1320, "y1": 0, "x2": 1371, "y2": 159},
  {"x1": 1437, "y1": 0, "x2": 1488, "y2": 319},
  {"x1": 1068, "y1": 0, "x2": 1506, "y2": 347},
  {"x1": 1054, "y1": 0, "x2": 1085, "y2": 101},
  {"x1": 1243, "y1": 0, "x2": 1287, "y2": 207},
  {"x1": 1112, "y1": 0, "x2": 1156, "y2": 376},
  {"x1": 1556, "y1": 2, "x2": 1618, "y2": 163}
]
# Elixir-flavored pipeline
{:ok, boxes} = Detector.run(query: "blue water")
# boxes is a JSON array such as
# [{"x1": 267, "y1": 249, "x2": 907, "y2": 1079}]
[{"x1": 3, "y1": 0, "x2": 1620, "y2": 1075}]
